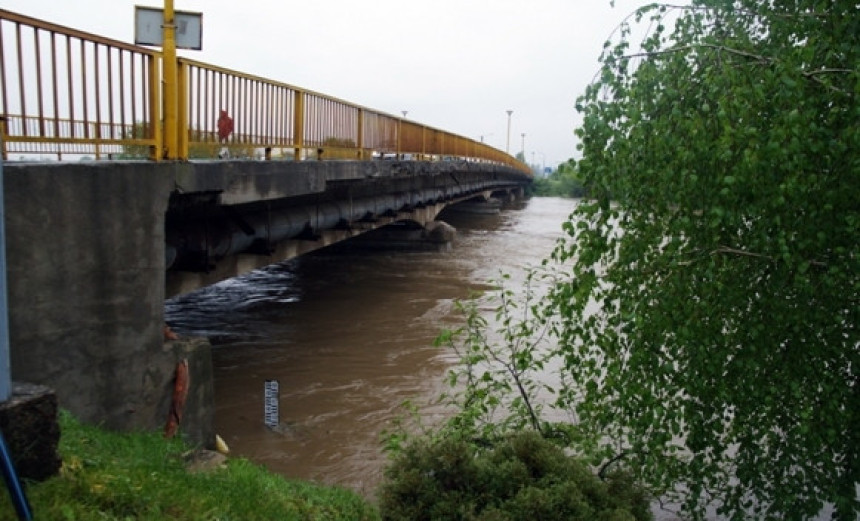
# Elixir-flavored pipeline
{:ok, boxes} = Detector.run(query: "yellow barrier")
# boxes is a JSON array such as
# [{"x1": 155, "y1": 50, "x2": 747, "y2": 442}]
[{"x1": 0, "y1": 8, "x2": 531, "y2": 175}]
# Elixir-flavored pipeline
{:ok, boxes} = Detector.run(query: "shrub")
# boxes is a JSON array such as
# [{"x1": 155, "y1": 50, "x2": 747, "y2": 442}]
[{"x1": 378, "y1": 431, "x2": 651, "y2": 521}]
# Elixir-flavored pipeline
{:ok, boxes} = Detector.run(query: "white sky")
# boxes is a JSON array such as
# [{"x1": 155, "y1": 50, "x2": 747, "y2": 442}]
[{"x1": 2, "y1": 0, "x2": 653, "y2": 168}]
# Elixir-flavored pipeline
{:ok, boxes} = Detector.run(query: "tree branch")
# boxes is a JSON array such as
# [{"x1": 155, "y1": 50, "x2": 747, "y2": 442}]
[
  {"x1": 711, "y1": 245, "x2": 828, "y2": 267},
  {"x1": 597, "y1": 450, "x2": 629, "y2": 480},
  {"x1": 802, "y1": 68, "x2": 855, "y2": 77},
  {"x1": 623, "y1": 44, "x2": 854, "y2": 94},
  {"x1": 624, "y1": 43, "x2": 771, "y2": 63},
  {"x1": 711, "y1": 245, "x2": 775, "y2": 261}
]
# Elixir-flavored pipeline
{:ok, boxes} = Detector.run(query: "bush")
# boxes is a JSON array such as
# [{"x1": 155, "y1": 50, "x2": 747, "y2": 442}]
[{"x1": 378, "y1": 431, "x2": 651, "y2": 521}]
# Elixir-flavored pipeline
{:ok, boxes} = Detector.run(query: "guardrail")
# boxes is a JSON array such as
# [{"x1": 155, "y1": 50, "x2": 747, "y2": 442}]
[
  {"x1": 0, "y1": 9, "x2": 530, "y2": 174},
  {"x1": 0, "y1": 9, "x2": 160, "y2": 160}
]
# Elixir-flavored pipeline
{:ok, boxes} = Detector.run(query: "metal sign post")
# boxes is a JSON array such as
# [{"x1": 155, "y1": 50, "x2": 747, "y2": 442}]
[
  {"x1": 133, "y1": 2, "x2": 203, "y2": 159},
  {"x1": 134, "y1": 6, "x2": 203, "y2": 50}
]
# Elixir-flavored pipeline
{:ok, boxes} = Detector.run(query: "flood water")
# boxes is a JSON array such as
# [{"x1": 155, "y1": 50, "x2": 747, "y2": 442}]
[{"x1": 165, "y1": 196, "x2": 577, "y2": 497}]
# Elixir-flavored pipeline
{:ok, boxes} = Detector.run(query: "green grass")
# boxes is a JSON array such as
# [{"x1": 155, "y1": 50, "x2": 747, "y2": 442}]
[{"x1": 0, "y1": 411, "x2": 380, "y2": 520}]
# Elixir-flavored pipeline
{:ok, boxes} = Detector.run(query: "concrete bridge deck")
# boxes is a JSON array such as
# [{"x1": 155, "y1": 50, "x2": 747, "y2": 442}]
[{"x1": 165, "y1": 159, "x2": 529, "y2": 296}]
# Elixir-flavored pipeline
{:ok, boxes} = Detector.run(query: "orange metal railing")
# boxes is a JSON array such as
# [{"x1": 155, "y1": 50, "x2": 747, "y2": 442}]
[
  {"x1": 0, "y1": 9, "x2": 530, "y2": 175},
  {"x1": 0, "y1": 9, "x2": 160, "y2": 160}
]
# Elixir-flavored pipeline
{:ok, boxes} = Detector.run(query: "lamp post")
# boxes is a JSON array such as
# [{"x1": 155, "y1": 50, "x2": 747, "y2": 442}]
[
  {"x1": 521, "y1": 133, "x2": 526, "y2": 158},
  {"x1": 505, "y1": 110, "x2": 513, "y2": 154}
]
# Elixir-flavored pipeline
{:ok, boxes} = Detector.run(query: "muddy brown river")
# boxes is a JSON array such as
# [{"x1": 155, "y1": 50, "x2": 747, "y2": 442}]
[{"x1": 165, "y1": 196, "x2": 577, "y2": 497}]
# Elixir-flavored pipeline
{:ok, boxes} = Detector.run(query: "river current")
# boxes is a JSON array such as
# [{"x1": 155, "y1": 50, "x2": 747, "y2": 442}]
[{"x1": 165, "y1": 196, "x2": 577, "y2": 497}]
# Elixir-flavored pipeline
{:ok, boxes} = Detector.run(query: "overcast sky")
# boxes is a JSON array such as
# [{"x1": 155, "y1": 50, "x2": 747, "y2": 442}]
[{"x1": 2, "y1": 0, "x2": 654, "y2": 168}]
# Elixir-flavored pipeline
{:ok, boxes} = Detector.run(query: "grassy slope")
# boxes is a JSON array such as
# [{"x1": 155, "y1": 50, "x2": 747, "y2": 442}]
[{"x1": 0, "y1": 411, "x2": 379, "y2": 520}]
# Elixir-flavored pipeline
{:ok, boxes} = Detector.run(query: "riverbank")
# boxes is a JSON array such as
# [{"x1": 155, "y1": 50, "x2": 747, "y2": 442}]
[{"x1": 0, "y1": 411, "x2": 379, "y2": 520}]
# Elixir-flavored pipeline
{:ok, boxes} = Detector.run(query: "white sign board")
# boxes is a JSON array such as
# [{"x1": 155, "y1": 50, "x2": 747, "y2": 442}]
[
  {"x1": 264, "y1": 379, "x2": 279, "y2": 428},
  {"x1": 134, "y1": 5, "x2": 202, "y2": 50}
]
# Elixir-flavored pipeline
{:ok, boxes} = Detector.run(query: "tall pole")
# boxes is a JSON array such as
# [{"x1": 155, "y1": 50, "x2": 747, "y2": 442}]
[
  {"x1": 163, "y1": 0, "x2": 178, "y2": 159},
  {"x1": 505, "y1": 109, "x2": 513, "y2": 154},
  {"x1": 521, "y1": 132, "x2": 526, "y2": 158},
  {"x1": 0, "y1": 155, "x2": 33, "y2": 518}
]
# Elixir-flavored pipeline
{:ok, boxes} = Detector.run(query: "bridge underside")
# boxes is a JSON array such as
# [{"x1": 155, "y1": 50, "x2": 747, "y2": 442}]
[{"x1": 166, "y1": 160, "x2": 528, "y2": 296}]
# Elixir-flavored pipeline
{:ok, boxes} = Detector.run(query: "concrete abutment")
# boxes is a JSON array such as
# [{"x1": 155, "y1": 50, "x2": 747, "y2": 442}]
[{"x1": 2, "y1": 159, "x2": 529, "y2": 447}]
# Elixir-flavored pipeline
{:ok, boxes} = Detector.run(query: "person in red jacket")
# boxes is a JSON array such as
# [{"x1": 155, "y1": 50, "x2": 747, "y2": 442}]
[
  {"x1": 217, "y1": 110, "x2": 233, "y2": 158},
  {"x1": 217, "y1": 109, "x2": 233, "y2": 142}
]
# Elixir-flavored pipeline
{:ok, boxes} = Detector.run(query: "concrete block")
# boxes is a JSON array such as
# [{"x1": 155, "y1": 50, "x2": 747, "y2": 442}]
[
  {"x1": 0, "y1": 382, "x2": 60, "y2": 481},
  {"x1": 159, "y1": 337, "x2": 216, "y2": 449}
]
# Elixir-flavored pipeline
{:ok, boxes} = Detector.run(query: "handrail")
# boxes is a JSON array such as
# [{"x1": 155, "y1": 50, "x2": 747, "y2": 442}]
[
  {"x1": 0, "y1": 9, "x2": 531, "y2": 175},
  {"x1": 0, "y1": 9, "x2": 160, "y2": 160}
]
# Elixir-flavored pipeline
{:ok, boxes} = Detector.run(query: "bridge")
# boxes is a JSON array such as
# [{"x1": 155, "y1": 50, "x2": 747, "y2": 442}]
[{"x1": 0, "y1": 7, "x2": 531, "y2": 446}]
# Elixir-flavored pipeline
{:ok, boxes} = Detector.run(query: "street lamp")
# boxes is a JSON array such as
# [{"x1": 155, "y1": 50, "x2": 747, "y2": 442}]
[
  {"x1": 521, "y1": 133, "x2": 526, "y2": 158},
  {"x1": 505, "y1": 110, "x2": 513, "y2": 154}
]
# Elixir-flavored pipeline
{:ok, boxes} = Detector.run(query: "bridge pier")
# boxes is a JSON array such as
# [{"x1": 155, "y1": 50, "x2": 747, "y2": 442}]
[
  {"x1": 326, "y1": 220, "x2": 458, "y2": 253},
  {"x1": 4, "y1": 162, "x2": 179, "y2": 434}
]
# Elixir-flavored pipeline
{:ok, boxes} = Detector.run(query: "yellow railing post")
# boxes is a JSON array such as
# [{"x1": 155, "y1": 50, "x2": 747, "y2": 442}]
[
  {"x1": 148, "y1": 54, "x2": 163, "y2": 160},
  {"x1": 162, "y1": 0, "x2": 179, "y2": 159},
  {"x1": 93, "y1": 123, "x2": 101, "y2": 160},
  {"x1": 177, "y1": 59, "x2": 189, "y2": 159},
  {"x1": 356, "y1": 108, "x2": 364, "y2": 159},
  {"x1": 293, "y1": 90, "x2": 304, "y2": 160},
  {"x1": 396, "y1": 118, "x2": 402, "y2": 159},
  {"x1": 0, "y1": 118, "x2": 6, "y2": 161}
]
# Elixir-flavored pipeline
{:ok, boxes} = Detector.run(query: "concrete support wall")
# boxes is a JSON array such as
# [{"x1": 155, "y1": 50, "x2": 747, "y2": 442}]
[{"x1": 4, "y1": 162, "x2": 175, "y2": 431}]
